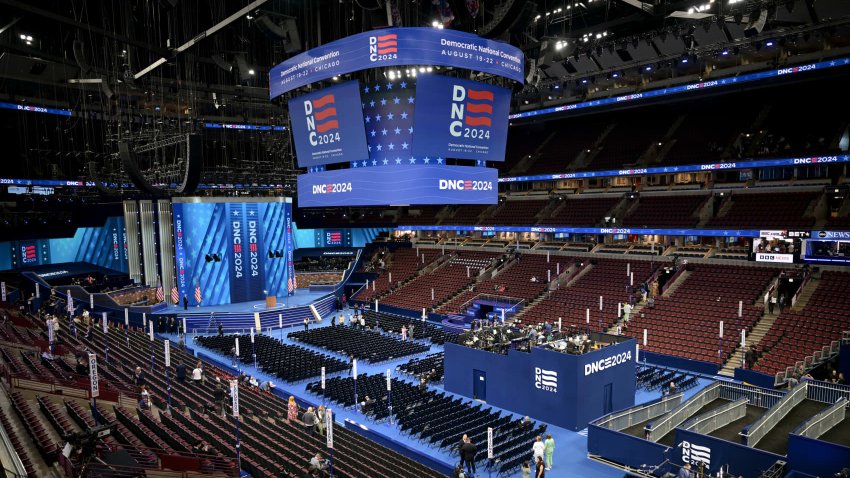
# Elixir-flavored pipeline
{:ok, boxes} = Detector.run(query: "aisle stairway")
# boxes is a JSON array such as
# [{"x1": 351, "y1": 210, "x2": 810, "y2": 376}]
[
  {"x1": 719, "y1": 312, "x2": 779, "y2": 377},
  {"x1": 661, "y1": 270, "x2": 690, "y2": 297},
  {"x1": 0, "y1": 387, "x2": 61, "y2": 478}
]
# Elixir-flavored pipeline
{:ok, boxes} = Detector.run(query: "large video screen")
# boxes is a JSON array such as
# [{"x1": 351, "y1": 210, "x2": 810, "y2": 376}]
[
  {"x1": 0, "y1": 216, "x2": 128, "y2": 272},
  {"x1": 297, "y1": 164, "x2": 498, "y2": 207},
  {"x1": 172, "y1": 198, "x2": 295, "y2": 306},
  {"x1": 288, "y1": 80, "x2": 369, "y2": 168},
  {"x1": 412, "y1": 75, "x2": 511, "y2": 162}
]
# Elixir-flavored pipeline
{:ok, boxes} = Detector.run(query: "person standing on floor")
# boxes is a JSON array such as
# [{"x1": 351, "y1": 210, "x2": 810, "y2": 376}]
[
  {"x1": 532, "y1": 435, "x2": 545, "y2": 465},
  {"x1": 535, "y1": 456, "x2": 545, "y2": 478},
  {"x1": 521, "y1": 461, "x2": 531, "y2": 478},
  {"x1": 543, "y1": 434, "x2": 555, "y2": 471},
  {"x1": 303, "y1": 317, "x2": 309, "y2": 331},
  {"x1": 460, "y1": 435, "x2": 477, "y2": 477},
  {"x1": 287, "y1": 396, "x2": 298, "y2": 423},
  {"x1": 401, "y1": 325, "x2": 408, "y2": 341}
]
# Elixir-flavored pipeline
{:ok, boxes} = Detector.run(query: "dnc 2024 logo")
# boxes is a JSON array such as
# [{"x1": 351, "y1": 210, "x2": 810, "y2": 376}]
[
  {"x1": 450, "y1": 85, "x2": 494, "y2": 140},
  {"x1": 369, "y1": 33, "x2": 398, "y2": 62},
  {"x1": 681, "y1": 441, "x2": 711, "y2": 467},
  {"x1": 303, "y1": 94, "x2": 339, "y2": 147},
  {"x1": 534, "y1": 367, "x2": 558, "y2": 393}
]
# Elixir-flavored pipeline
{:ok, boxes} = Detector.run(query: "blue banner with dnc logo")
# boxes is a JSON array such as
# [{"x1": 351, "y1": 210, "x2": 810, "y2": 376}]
[
  {"x1": 412, "y1": 75, "x2": 511, "y2": 162},
  {"x1": 269, "y1": 27, "x2": 524, "y2": 98}
]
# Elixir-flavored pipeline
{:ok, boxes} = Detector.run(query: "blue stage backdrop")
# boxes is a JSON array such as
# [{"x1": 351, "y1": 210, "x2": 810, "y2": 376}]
[
  {"x1": 444, "y1": 338, "x2": 637, "y2": 431},
  {"x1": 0, "y1": 216, "x2": 128, "y2": 272},
  {"x1": 289, "y1": 80, "x2": 369, "y2": 168},
  {"x1": 172, "y1": 198, "x2": 294, "y2": 306},
  {"x1": 413, "y1": 75, "x2": 510, "y2": 162}
]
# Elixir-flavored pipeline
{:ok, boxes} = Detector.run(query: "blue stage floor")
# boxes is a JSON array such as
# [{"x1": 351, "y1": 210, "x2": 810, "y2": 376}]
[
  {"x1": 169, "y1": 312, "x2": 713, "y2": 478},
  {"x1": 152, "y1": 289, "x2": 328, "y2": 315}
]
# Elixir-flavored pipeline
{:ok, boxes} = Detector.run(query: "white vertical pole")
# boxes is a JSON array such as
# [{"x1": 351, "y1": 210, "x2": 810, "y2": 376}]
[
  {"x1": 547, "y1": 269, "x2": 551, "y2": 282},
  {"x1": 719, "y1": 321, "x2": 724, "y2": 338},
  {"x1": 467, "y1": 266, "x2": 470, "y2": 278},
  {"x1": 372, "y1": 281, "x2": 375, "y2": 291},
  {"x1": 389, "y1": 272, "x2": 392, "y2": 283},
  {"x1": 599, "y1": 296, "x2": 603, "y2": 311},
  {"x1": 431, "y1": 288, "x2": 435, "y2": 301},
  {"x1": 643, "y1": 329, "x2": 648, "y2": 347},
  {"x1": 557, "y1": 263, "x2": 560, "y2": 275},
  {"x1": 557, "y1": 317, "x2": 562, "y2": 333},
  {"x1": 627, "y1": 263, "x2": 631, "y2": 277},
  {"x1": 142, "y1": 313, "x2": 147, "y2": 328},
  {"x1": 422, "y1": 308, "x2": 427, "y2": 320},
  {"x1": 738, "y1": 300, "x2": 743, "y2": 318},
  {"x1": 630, "y1": 272, "x2": 634, "y2": 286},
  {"x1": 741, "y1": 329, "x2": 746, "y2": 347},
  {"x1": 618, "y1": 303, "x2": 622, "y2": 318},
  {"x1": 547, "y1": 251, "x2": 550, "y2": 263},
  {"x1": 91, "y1": 294, "x2": 95, "y2": 309},
  {"x1": 374, "y1": 299, "x2": 379, "y2": 312}
]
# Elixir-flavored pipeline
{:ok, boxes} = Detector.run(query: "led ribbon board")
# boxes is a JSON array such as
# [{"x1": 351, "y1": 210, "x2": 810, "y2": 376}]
[{"x1": 269, "y1": 27, "x2": 524, "y2": 98}]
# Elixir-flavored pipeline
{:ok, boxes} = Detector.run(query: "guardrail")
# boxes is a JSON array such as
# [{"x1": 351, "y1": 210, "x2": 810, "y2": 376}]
[
  {"x1": 645, "y1": 382, "x2": 721, "y2": 441},
  {"x1": 742, "y1": 382, "x2": 808, "y2": 447},
  {"x1": 793, "y1": 397, "x2": 847, "y2": 439},
  {"x1": 806, "y1": 379, "x2": 850, "y2": 405},
  {"x1": 719, "y1": 381, "x2": 785, "y2": 409},
  {"x1": 594, "y1": 393, "x2": 683, "y2": 431},
  {"x1": 0, "y1": 411, "x2": 27, "y2": 478},
  {"x1": 682, "y1": 398, "x2": 748, "y2": 435}
]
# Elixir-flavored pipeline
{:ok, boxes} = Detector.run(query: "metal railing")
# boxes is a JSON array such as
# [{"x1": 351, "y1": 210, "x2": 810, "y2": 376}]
[
  {"x1": 645, "y1": 382, "x2": 721, "y2": 442},
  {"x1": 594, "y1": 393, "x2": 683, "y2": 431},
  {"x1": 806, "y1": 379, "x2": 850, "y2": 405},
  {"x1": 793, "y1": 397, "x2": 847, "y2": 439},
  {"x1": 0, "y1": 418, "x2": 27, "y2": 478},
  {"x1": 682, "y1": 398, "x2": 748, "y2": 435},
  {"x1": 742, "y1": 382, "x2": 808, "y2": 447},
  {"x1": 719, "y1": 381, "x2": 785, "y2": 409}
]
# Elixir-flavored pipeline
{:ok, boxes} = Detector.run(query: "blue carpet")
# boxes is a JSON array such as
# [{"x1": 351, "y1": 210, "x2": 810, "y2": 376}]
[{"x1": 171, "y1": 313, "x2": 711, "y2": 478}]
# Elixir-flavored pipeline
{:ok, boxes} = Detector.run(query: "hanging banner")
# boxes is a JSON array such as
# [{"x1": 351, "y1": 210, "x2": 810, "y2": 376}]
[
  {"x1": 326, "y1": 408, "x2": 334, "y2": 449},
  {"x1": 269, "y1": 27, "x2": 524, "y2": 98}
]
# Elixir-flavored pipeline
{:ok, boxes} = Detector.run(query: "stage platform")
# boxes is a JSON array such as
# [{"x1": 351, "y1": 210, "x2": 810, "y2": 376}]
[{"x1": 151, "y1": 288, "x2": 329, "y2": 315}]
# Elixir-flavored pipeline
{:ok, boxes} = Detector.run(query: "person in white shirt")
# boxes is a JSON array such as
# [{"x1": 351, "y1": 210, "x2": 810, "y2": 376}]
[
  {"x1": 359, "y1": 316, "x2": 365, "y2": 328},
  {"x1": 623, "y1": 303, "x2": 632, "y2": 322},
  {"x1": 192, "y1": 364, "x2": 203, "y2": 383},
  {"x1": 531, "y1": 435, "x2": 545, "y2": 462}
]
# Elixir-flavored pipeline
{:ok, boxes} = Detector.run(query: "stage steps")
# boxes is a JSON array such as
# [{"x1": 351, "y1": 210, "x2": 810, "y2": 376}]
[{"x1": 719, "y1": 311, "x2": 780, "y2": 377}]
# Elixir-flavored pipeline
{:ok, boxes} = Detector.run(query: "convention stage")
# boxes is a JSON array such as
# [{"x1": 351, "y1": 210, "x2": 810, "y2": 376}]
[{"x1": 151, "y1": 288, "x2": 329, "y2": 315}]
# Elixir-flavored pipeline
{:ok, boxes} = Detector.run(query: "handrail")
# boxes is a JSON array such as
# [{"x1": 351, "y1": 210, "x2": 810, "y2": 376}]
[
  {"x1": 742, "y1": 382, "x2": 808, "y2": 447},
  {"x1": 645, "y1": 382, "x2": 721, "y2": 441},
  {"x1": 0, "y1": 412, "x2": 27, "y2": 478},
  {"x1": 594, "y1": 392, "x2": 683, "y2": 431},
  {"x1": 682, "y1": 398, "x2": 748, "y2": 435},
  {"x1": 793, "y1": 397, "x2": 847, "y2": 439}
]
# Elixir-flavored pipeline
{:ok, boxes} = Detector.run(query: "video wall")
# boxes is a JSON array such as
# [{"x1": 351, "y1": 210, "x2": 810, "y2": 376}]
[
  {"x1": 172, "y1": 198, "x2": 294, "y2": 306},
  {"x1": 0, "y1": 216, "x2": 128, "y2": 272},
  {"x1": 279, "y1": 28, "x2": 522, "y2": 208},
  {"x1": 290, "y1": 226, "x2": 390, "y2": 249}
]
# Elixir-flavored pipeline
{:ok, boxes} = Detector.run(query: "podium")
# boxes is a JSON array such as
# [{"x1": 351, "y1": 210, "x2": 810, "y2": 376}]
[{"x1": 265, "y1": 296, "x2": 277, "y2": 308}]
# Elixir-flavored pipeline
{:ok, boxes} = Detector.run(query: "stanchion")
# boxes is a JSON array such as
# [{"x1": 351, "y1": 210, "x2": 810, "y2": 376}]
[
  {"x1": 386, "y1": 369, "x2": 393, "y2": 426},
  {"x1": 326, "y1": 408, "x2": 334, "y2": 477},
  {"x1": 164, "y1": 339, "x2": 172, "y2": 410},
  {"x1": 101, "y1": 312, "x2": 109, "y2": 365},
  {"x1": 124, "y1": 309, "x2": 130, "y2": 348},
  {"x1": 321, "y1": 366, "x2": 326, "y2": 407},
  {"x1": 250, "y1": 328, "x2": 257, "y2": 370},
  {"x1": 352, "y1": 359, "x2": 358, "y2": 412},
  {"x1": 148, "y1": 321, "x2": 155, "y2": 371},
  {"x1": 88, "y1": 353, "x2": 99, "y2": 425},
  {"x1": 230, "y1": 380, "x2": 241, "y2": 472}
]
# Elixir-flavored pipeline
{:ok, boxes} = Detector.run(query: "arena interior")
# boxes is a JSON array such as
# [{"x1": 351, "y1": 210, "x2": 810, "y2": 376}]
[{"x1": 0, "y1": 1, "x2": 849, "y2": 477}]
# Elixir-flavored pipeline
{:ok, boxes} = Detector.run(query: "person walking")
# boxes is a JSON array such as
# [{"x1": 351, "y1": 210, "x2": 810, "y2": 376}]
[
  {"x1": 302, "y1": 407, "x2": 317, "y2": 435},
  {"x1": 769, "y1": 293, "x2": 777, "y2": 314},
  {"x1": 315, "y1": 405, "x2": 327, "y2": 435},
  {"x1": 543, "y1": 434, "x2": 555, "y2": 471},
  {"x1": 303, "y1": 317, "x2": 309, "y2": 331},
  {"x1": 213, "y1": 383, "x2": 226, "y2": 416},
  {"x1": 460, "y1": 436, "x2": 477, "y2": 477}
]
